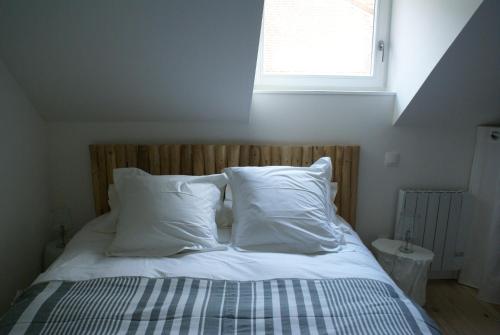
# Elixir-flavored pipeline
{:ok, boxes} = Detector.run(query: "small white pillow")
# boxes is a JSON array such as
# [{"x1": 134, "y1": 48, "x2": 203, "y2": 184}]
[
  {"x1": 90, "y1": 168, "x2": 150, "y2": 234},
  {"x1": 225, "y1": 157, "x2": 344, "y2": 253},
  {"x1": 217, "y1": 200, "x2": 234, "y2": 228},
  {"x1": 92, "y1": 185, "x2": 119, "y2": 233},
  {"x1": 330, "y1": 182, "x2": 338, "y2": 215},
  {"x1": 85, "y1": 212, "x2": 115, "y2": 232},
  {"x1": 107, "y1": 173, "x2": 228, "y2": 257},
  {"x1": 227, "y1": 182, "x2": 337, "y2": 202},
  {"x1": 224, "y1": 181, "x2": 338, "y2": 226}
]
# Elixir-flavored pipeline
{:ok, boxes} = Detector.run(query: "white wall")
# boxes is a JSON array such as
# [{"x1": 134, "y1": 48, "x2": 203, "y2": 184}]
[
  {"x1": 48, "y1": 92, "x2": 476, "y2": 245},
  {"x1": 387, "y1": 0, "x2": 482, "y2": 121},
  {"x1": 0, "y1": 60, "x2": 49, "y2": 313}
]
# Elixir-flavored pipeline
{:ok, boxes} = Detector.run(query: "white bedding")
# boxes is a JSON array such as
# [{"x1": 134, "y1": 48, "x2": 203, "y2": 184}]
[{"x1": 35, "y1": 214, "x2": 394, "y2": 288}]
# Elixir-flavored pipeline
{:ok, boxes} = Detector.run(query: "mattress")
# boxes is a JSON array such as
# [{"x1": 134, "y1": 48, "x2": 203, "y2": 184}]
[{"x1": 0, "y1": 215, "x2": 441, "y2": 334}]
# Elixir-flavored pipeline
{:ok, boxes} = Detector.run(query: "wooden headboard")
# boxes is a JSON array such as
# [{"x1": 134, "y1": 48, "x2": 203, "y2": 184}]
[{"x1": 89, "y1": 144, "x2": 360, "y2": 228}]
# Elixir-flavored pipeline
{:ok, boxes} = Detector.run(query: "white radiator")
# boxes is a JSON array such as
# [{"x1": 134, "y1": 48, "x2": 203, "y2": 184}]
[{"x1": 394, "y1": 189, "x2": 472, "y2": 278}]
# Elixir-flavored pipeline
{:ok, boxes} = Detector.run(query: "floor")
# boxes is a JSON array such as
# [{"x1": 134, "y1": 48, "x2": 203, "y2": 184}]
[{"x1": 425, "y1": 280, "x2": 500, "y2": 335}]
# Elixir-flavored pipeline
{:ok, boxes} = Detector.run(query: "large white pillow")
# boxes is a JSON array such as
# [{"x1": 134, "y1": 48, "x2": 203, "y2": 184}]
[
  {"x1": 106, "y1": 172, "x2": 228, "y2": 257},
  {"x1": 225, "y1": 157, "x2": 344, "y2": 253},
  {"x1": 92, "y1": 168, "x2": 229, "y2": 234}
]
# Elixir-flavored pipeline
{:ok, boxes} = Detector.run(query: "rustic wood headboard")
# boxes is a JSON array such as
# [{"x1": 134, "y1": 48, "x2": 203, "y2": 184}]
[{"x1": 89, "y1": 144, "x2": 360, "y2": 228}]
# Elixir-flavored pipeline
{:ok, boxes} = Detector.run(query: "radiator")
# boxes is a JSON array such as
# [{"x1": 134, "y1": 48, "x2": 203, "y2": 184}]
[{"x1": 394, "y1": 189, "x2": 472, "y2": 278}]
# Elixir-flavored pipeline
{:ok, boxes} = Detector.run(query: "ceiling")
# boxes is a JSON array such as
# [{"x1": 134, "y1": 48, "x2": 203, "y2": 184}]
[{"x1": 0, "y1": 0, "x2": 264, "y2": 122}]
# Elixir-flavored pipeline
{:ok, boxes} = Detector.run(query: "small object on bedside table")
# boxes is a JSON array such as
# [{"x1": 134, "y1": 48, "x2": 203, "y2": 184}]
[
  {"x1": 372, "y1": 238, "x2": 434, "y2": 306},
  {"x1": 51, "y1": 207, "x2": 73, "y2": 248},
  {"x1": 44, "y1": 240, "x2": 64, "y2": 270},
  {"x1": 399, "y1": 229, "x2": 414, "y2": 254}
]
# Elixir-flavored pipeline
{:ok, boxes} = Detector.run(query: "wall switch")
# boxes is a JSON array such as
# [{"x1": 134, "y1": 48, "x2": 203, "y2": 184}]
[{"x1": 385, "y1": 151, "x2": 400, "y2": 167}]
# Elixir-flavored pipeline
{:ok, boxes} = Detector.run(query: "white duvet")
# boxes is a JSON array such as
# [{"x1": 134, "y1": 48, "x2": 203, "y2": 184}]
[{"x1": 35, "y1": 214, "x2": 394, "y2": 287}]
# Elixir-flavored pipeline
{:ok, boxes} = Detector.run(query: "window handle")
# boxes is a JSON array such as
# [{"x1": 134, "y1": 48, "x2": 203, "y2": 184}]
[{"x1": 378, "y1": 40, "x2": 385, "y2": 62}]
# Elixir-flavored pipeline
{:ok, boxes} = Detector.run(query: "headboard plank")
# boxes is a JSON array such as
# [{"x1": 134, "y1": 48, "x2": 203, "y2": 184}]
[
  {"x1": 203, "y1": 145, "x2": 216, "y2": 174},
  {"x1": 137, "y1": 145, "x2": 149, "y2": 171},
  {"x1": 193, "y1": 145, "x2": 204, "y2": 175},
  {"x1": 215, "y1": 145, "x2": 227, "y2": 172},
  {"x1": 115, "y1": 145, "x2": 126, "y2": 168},
  {"x1": 313, "y1": 146, "x2": 325, "y2": 161},
  {"x1": 170, "y1": 145, "x2": 181, "y2": 174},
  {"x1": 149, "y1": 145, "x2": 161, "y2": 175},
  {"x1": 125, "y1": 144, "x2": 138, "y2": 167},
  {"x1": 89, "y1": 144, "x2": 360, "y2": 228},
  {"x1": 333, "y1": 146, "x2": 343, "y2": 211},
  {"x1": 249, "y1": 146, "x2": 259, "y2": 166},
  {"x1": 159, "y1": 145, "x2": 170, "y2": 174},
  {"x1": 239, "y1": 145, "x2": 250, "y2": 166},
  {"x1": 96, "y1": 145, "x2": 108, "y2": 215},
  {"x1": 302, "y1": 146, "x2": 312, "y2": 166},
  {"x1": 350, "y1": 146, "x2": 360, "y2": 226},
  {"x1": 271, "y1": 147, "x2": 281, "y2": 165},
  {"x1": 228, "y1": 145, "x2": 240, "y2": 167},
  {"x1": 89, "y1": 145, "x2": 101, "y2": 216},
  {"x1": 181, "y1": 145, "x2": 192, "y2": 174},
  {"x1": 105, "y1": 145, "x2": 116, "y2": 184},
  {"x1": 261, "y1": 146, "x2": 271, "y2": 166},
  {"x1": 291, "y1": 146, "x2": 302, "y2": 166},
  {"x1": 341, "y1": 147, "x2": 353, "y2": 219},
  {"x1": 281, "y1": 146, "x2": 292, "y2": 165}
]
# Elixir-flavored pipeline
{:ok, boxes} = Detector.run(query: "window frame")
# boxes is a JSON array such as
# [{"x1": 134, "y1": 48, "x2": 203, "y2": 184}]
[{"x1": 254, "y1": 0, "x2": 392, "y2": 91}]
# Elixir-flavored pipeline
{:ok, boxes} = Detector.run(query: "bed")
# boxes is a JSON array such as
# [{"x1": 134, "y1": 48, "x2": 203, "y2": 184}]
[{"x1": 0, "y1": 144, "x2": 440, "y2": 334}]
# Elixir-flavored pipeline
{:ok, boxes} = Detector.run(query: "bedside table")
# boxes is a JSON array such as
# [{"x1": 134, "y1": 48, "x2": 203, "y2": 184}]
[
  {"x1": 371, "y1": 238, "x2": 434, "y2": 306},
  {"x1": 43, "y1": 240, "x2": 64, "y2": 270}
]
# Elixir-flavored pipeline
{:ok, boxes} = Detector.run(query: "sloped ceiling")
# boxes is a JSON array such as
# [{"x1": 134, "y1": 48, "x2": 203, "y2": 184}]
[
  {"x1": 0, "y1": 0, "x2": 263, "y2": 122},
  {"x1": 396, "y1": 0, "x2": 500, "y2": 127},
  {"x1": 387, "y1": 0, "x2": 483, "y2": 123}
]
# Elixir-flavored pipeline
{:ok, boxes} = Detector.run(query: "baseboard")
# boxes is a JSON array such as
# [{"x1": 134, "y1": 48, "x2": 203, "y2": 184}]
[{"x1": 429, "y1": 270, "x2": 459, "y2": 279}]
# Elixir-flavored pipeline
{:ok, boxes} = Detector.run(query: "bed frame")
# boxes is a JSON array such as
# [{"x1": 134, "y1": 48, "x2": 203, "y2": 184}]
[{"x1": 89, "y1": 144, "x2": 360, "y2": 228}]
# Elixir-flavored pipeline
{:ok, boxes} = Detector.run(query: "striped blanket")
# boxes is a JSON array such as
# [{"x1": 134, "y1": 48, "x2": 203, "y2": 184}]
[{"x1": 1, "y1": 277, "x2": 440, "y2": 335}]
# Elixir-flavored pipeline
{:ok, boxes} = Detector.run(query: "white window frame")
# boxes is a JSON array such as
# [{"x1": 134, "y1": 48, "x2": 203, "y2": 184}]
[{"x1": 254, "y1": 0, "x2": 392, "y2": 92}]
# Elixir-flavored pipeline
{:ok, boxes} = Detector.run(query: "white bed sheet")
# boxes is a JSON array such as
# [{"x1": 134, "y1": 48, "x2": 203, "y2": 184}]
[{"x1": 35, "y1": 214, "x2": 394, "y2": 287}]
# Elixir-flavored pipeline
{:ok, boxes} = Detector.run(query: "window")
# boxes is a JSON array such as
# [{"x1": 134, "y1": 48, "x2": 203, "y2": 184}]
[{"x1": 254, "y1": 0, "x2": 391, "y2": 91}]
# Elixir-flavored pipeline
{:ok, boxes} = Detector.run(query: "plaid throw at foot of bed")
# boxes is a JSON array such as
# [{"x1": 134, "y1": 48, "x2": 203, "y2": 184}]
[{"x1": 0, "y1": 277, "x2": 440, "y2": 335}]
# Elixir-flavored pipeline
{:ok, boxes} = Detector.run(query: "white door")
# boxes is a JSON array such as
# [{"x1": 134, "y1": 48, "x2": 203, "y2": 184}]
[{"x1": 459, "y1": 127, "x2": 500, "y2": 304}]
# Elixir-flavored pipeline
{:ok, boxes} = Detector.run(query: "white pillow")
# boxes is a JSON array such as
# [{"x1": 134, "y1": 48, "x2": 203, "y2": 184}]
[
  {"x1": 92, "y1": 168, "x2": 229, "y2": 233},
  {"x1": 106, "y1": 173, "x2": 228, "y2": 257},
  {"x1": 225, "y1": 157, "x2": 344, "y2": 253},
  {"x1": 223, "y1": 179, "x2": 338, "y2": 228}
]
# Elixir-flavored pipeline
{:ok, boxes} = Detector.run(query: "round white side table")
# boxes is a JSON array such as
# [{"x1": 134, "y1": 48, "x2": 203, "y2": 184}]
[
  {"x1": 43, "y1": 240, "x2": 65, "y2": 270},
  {"x1": 371, "y1": 238, "x2": 434, "y2": 306}
]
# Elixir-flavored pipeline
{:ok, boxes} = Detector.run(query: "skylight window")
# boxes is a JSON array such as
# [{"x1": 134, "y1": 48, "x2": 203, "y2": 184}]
[{"x1": 254, "y1": 0, "x2": 391, "y2": 91}]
